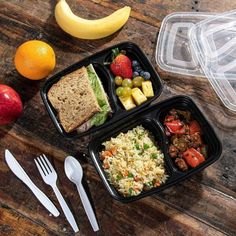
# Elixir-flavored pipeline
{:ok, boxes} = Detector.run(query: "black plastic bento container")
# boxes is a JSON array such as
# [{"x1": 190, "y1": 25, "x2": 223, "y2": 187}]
[
  {"x1": 41, "y1": 42, "x2": 163, "y2": 138},
  {"x1": 88, "y1": 96, "x2": 222, "y2": 203}
]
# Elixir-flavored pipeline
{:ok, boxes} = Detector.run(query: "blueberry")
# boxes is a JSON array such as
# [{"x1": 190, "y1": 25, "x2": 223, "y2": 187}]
[
  {"x1": 142, "y1": 71, "x2": 151, "y2": 80},
  {"x1": 140, "y1": 71, "x2": 145, "y2": 77},
  {"x1": 133, "y1": 71, "x2": 139, "y2": 78},
  {"x1": 132, "y1": 60, "x2": 140, "y2": 68},
  {"x1": 134, "y1": 66, "x2": 142, "y2": 72}
]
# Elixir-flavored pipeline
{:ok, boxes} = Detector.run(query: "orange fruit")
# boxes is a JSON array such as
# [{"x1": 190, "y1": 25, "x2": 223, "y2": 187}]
[{"x1": 14, "y1": 40, "x2": 56, "y2": 80}]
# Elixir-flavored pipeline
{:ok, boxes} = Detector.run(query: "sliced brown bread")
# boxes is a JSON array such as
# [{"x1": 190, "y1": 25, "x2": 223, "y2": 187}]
[{"x1": 48, "y1": 66, "x2": 101, "y2": 133}]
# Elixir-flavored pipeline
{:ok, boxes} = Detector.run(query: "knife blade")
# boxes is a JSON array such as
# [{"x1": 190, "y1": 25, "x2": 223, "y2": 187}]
[{"x1": 5, "y1": 149, "x2": 60, "y2": 217}]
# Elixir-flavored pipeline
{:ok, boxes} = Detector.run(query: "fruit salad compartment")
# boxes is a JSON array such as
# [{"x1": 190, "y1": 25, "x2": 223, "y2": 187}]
[
  {"x1": 41, "y1": 42, "x2": 163, "y2": 138},
  {"x1": 104, "y1": 43, "x2": 162, "y2": 111},
  {"x1": 89, "y1": 96, "x2": 222, "y2": 202}
]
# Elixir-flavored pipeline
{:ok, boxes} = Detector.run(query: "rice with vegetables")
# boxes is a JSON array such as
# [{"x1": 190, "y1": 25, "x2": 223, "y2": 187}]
[{"x1": 100, "y1": 125, "x2": 168, "y2": 197}]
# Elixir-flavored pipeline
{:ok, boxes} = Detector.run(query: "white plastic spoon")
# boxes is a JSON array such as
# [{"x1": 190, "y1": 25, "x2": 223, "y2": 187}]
[{"x1": 64, "y1": 156, "x2": 99, "y2": 232}]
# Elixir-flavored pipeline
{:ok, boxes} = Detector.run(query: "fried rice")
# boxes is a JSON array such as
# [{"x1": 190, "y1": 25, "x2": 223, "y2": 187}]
[{"x1": 100, "y1": 125, "x2": 168, "y2": 197}]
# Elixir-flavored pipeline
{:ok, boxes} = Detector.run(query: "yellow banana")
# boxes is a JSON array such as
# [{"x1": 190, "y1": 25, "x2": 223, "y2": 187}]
[{"x1": 55, "y1": 0, "x2": 131, "y2": 40}]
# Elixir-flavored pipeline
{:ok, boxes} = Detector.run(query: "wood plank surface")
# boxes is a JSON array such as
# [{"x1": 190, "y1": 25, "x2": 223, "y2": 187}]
[
  {"x1": 0, "y1": 0, "x2": 236, "y2": 235},
  {"x1": 0, "y1": 205, "x2": 58, "y2": 236}
]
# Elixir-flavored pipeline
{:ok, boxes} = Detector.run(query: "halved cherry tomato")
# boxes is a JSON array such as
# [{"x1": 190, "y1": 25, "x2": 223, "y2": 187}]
[
  {"x1": 165, "y1": 120, "x2": 186, "y2": 134},
  {"x1": 189, "y1": 120, "x2": 201, "y2": 135},
  {"x1": 183, "y1": 148, "x2": 205, "y2": 168}
]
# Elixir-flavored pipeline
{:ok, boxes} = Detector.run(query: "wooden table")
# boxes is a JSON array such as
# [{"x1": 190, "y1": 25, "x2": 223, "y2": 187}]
[{"x1": 1, "y1": 1, "x2": 236, "y2": 235}]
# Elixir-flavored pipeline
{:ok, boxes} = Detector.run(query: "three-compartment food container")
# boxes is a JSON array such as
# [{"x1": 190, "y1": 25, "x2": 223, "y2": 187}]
[{"x1": 41, "y1": 41, "x2": 222, "y2": 202}]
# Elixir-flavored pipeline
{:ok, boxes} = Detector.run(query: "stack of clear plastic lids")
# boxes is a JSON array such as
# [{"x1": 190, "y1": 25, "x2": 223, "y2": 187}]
[{"x1": 156, "y1": 11, "x2": 236, "y2": 112}]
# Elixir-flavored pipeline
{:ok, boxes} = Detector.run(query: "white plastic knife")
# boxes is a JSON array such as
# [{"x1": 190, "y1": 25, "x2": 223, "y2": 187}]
[{"x1": 5, "y1": 149, "x2": 60, "y2": 217}]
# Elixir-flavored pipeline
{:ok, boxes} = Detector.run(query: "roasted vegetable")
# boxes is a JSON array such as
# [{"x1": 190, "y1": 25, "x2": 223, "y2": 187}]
[
  {"x1": 175, "y1": 158, "x2": 188, "y2": 171},
  {"x1": 164, "y1": 119, "x2": 188, "y2": 134},
  {"x1": 189, "y1": 120, "x2": 201, "y2": 134},
  {"x1": 183, "y1": 148, "x2": 205, "y2": 168}
]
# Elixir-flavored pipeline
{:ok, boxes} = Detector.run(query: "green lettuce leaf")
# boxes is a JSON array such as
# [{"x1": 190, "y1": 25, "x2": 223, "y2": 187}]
[{"x1": 87, "y1": 64, "x2": 111, "y2": 126}]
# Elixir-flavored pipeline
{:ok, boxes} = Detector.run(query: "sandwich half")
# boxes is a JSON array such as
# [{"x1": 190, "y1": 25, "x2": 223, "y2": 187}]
[{"x1": 48, "y1": 64, "x2": 111, "y2": 133}]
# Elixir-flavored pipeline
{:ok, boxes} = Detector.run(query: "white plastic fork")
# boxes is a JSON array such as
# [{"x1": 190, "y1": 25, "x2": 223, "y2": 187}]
[{"x1": 34, "y1": 154, "x2": 79, "y2": 233}]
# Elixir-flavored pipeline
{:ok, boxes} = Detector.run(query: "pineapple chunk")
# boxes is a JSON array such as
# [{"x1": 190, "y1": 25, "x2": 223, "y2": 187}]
[
  {"x1": 131, "y1": 88, "x2": 147, "y2": 105},
  {"x1": 119, "y1": 96, "x2": 136, "y2": 110},
  {"x1": 142, "y1": 81, "x2": 154, "y2": 98}
]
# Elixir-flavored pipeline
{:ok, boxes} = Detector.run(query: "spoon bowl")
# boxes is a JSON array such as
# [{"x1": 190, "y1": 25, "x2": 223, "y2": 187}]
[{"x1": 64, "y1": 156, "x2": 83, "y2": 183}]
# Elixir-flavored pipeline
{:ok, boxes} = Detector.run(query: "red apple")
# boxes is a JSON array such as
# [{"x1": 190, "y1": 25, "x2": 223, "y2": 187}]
[{"x1": 0, "y1": 84, "x2": 23, "y2": 125}]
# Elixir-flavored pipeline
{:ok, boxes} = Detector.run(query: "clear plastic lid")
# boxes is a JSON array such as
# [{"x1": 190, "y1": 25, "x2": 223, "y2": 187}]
[
  {"x1": 189, "y1": 10, "x2": 236, "y2": 112},
  {"x1": 156, "y1": 12, "x2": 214, "y2": 77}
]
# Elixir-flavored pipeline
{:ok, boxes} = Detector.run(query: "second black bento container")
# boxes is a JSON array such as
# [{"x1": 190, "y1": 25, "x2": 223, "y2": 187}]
[
  {"x1": 89, "y1": 96, "x2": 222, "y2": 203},
  {"x1": 41, "y1": 42, "x2": 163, "y2": 138}
]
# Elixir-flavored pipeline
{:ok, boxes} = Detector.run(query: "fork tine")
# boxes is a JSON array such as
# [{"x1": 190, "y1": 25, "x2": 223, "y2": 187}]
[
  {"x1": 40, "y1": 155, "x2": 52, "y2": 173},
  {"x1": 34, "y1": 158, "x2": 46, "y2": 177},
  {"x1": 38, "y1": 156, "x2": 50, "y2": 174},
  {"x1": 42, "y1": 154, "x2": 54, "y2": 172}
]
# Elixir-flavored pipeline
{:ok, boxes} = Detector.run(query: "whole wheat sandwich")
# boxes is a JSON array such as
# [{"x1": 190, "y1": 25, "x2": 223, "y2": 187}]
[{"x1": 48, "y1": 64, "x2": 111, "y2": 133}]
